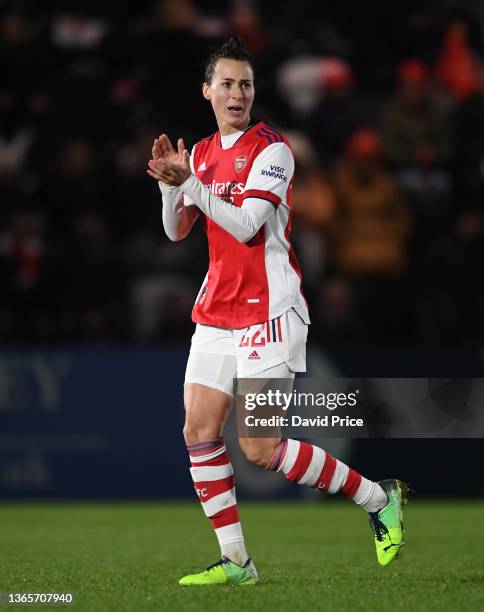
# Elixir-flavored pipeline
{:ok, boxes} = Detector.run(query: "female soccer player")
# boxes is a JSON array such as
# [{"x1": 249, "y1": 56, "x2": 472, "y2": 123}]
[{"x1": 147, "y1": 37, "x2": 407, "y2": 586}]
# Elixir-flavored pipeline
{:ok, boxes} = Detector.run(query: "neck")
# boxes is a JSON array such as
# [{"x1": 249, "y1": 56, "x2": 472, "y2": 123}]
[{"x1": 218, "y1": 117, "x2": 251, "y2": 136}]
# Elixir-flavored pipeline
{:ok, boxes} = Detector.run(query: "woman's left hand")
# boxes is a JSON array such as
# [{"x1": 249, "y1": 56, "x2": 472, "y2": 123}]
[{"x1": 147, "y1": 136, "x2": 191, "y2": 186}]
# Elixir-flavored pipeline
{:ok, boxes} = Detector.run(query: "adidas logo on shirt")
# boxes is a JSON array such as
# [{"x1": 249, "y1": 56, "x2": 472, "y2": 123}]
[
  {"x1": 198, "y1": 161, "x2": 206, "y2": 172},
  {"x1": 248, "y1": 350, "x2": 260, "y2": 360}
]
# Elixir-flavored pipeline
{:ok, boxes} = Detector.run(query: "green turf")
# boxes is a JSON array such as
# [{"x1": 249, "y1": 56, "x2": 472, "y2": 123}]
[{"x1": 0, "y1": 501, "x2": 483, "y2": 612}]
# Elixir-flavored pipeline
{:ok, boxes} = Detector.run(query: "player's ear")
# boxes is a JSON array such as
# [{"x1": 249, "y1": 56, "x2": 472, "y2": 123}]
[{"x1": 202, "y1": 83, "x2": 211, "y2": 100}]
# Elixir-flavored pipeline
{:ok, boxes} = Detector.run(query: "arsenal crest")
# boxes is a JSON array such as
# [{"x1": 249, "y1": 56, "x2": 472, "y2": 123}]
[{"x1": 234, "y1": 155, "x2": 248, "y2": 173}]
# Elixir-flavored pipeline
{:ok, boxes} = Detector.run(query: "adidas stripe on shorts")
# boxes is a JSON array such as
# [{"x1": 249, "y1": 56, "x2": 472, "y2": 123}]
[{"x1": 184, "y1": 309, "x2": 308, "y2": 397}]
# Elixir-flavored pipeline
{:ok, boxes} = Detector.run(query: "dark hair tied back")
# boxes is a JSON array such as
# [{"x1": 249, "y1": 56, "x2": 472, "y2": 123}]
[{"x1": 204, "y1": 37, "x2": 254, "y2": 84}]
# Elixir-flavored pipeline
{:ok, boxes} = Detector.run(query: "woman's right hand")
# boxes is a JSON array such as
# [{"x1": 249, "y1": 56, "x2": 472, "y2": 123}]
[{"x1": 151, "y1": 134, "x2": 179, "y2": 164}]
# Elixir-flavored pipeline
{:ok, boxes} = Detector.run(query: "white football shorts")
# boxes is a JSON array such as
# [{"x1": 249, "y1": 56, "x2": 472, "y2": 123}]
[{"x1": 184, "y1": 309, "x2": 308, "y2": 396}]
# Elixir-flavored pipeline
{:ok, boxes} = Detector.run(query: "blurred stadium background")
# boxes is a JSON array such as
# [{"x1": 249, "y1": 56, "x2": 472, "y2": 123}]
[{"x1": 1, "y1": 0, "x2": 484, "y2": 504}]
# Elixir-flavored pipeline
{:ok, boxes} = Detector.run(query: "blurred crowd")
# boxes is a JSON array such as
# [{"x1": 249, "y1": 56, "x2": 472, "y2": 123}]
[{"x1": 2, "y1": 0, "x2": 484, "y2": 348}]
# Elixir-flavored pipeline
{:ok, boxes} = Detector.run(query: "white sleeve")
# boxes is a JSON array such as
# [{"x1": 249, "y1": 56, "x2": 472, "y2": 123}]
[
  {"x1": 178, "y1": 142, "x2": 294, "y2": 243},
  {"x1": 243, "y1": 142, "x2": 294, "y2": 208},
  {"x1": 183, "y1": 147, "x2": 196, "y2": 206},
  {"x1": 157, "y1": 146, "x2": 199, "y2": 241},
  {"x1": 158, "y1": 183, "x2": 199, "y2": 241}
]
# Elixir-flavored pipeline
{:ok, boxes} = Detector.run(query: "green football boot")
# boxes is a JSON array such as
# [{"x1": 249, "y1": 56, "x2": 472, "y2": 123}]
[
  {"x1": 369, "y1": 479, "x2": 409, "y2": 567},
  {"x1": 179, "y1": 556, "x2": 258, "y2": 586}
]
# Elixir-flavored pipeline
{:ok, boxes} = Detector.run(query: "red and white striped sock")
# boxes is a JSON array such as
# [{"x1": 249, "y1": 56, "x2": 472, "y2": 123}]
[
  {"x1": 267, "y1": 439, "x2": 387, "y2": 513},
  {"x1": 187, "y1": 438, "x2": 249, "y2": 565}
]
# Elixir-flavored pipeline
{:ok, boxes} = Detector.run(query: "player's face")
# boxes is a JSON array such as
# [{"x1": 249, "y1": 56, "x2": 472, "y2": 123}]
[{"x1": 203, "y1": 59, "x2": 255, "y2": 135}]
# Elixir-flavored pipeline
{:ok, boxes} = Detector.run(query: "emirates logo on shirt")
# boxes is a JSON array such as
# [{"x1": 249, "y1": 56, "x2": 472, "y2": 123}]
[{"x1": 234, "y1": 155, "x2": 248, "y2": 173}]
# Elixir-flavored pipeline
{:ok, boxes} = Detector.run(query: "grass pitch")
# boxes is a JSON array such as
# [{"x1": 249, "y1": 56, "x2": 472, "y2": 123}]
[{"x1": 0, "y1": 501, "x2": 483, "y2": 612}]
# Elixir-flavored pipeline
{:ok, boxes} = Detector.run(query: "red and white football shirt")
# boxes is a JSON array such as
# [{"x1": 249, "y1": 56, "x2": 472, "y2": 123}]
[{"x1": 186, "y1": 121, "x2": 309, "y2": 329}]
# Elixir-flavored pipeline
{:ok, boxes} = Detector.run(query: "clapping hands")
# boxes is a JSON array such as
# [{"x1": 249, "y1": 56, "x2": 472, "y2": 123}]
[{"x1": 147, "y1": 134, "x2": 191, "y2": 187}]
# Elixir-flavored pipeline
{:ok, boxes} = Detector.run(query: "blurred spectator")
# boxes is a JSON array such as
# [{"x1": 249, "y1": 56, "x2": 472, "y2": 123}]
[
  {"x1": 277, "y1": 56, "x2": 327, "y2": 117},
  {"x1": 0, "y1": 211, "x2": 45, "y2": 292},
  {"x1": 330, "y1": 128, "x2": 411, "y2": 276},
  {"x1": 51, "y1": 13, "x2": 109, "y2": 50},
  {"x1": 381, "y1": 59, "x2": 450, "y2": 167},
  {"x1": 290, "y1": 131, "x2": 335, "y2": 229},
  {"x1": 435, "y1": 21, "x2": 480, "y2": 101},
  {"x1": 0, "y1": 105, "x2": 33, "y2": 180},
  {"x1": 0, "y1": 210, "x2": 55, "y2": 340},
  {"x1": 229, "y1": 0, "x2": 268, "y2": 53},
  {"x1": 131, "y1": 272, "x2": 198, "y2": 341},
  {"x1": 305, "y1": 58, "x2": 373, "y2": 167},
  {"x1": 153, "y1": 0, "x2": 200, "y2": 30},
  {"x1": 324, "y1": 128, "x2": 414, "y2": 345},
  {"x1": 287, "y1": 130, "x2": 335, "y2": 291},
  {"x1": 381, "y1": 59, "x2": 452, "y2": 234}
]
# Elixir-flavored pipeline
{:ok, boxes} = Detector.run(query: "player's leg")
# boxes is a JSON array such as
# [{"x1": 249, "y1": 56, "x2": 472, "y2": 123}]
[
  {"x1": 238, "y1": 385, "x2": 406, "y2": 565},
  {"x1": 265, "y1": 435, "x2": 408, "y2": 564},
  {"x1": 262, "y1": 435, "x2": 407, "y2": 566},
  {"x1": 183, "y1": 382, "x2": 231, "y2": 443},
  {"x1": 181, "y1": 381, "x2": 257, "y2": 585},
  {"x1": 236, "y1": 312, "x2": 407, "y2": 566},
  {"x1": 179, "y1": 324, "x2": 257, "y2": 585},
  {"x1": 238, "y1": 362, "x2": 387, "y2": 512},
  {"x1": 183, "y1": 379, "x2": 250, "y2": 567}
]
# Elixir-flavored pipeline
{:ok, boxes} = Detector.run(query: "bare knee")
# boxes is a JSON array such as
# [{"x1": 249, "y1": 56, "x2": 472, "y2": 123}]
[
  {"x1": 183, "y1": 383, "x2": 232, "y2": 445},
  {"x1": 183, "y1": 421, "x2": 221, "y2": 445},
  {"x1": 183, "y1": 405, "x2": 224, "y2": 444},
  {"x1": 239, "y1": 437, "x2": 280, "y2": 467}
]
